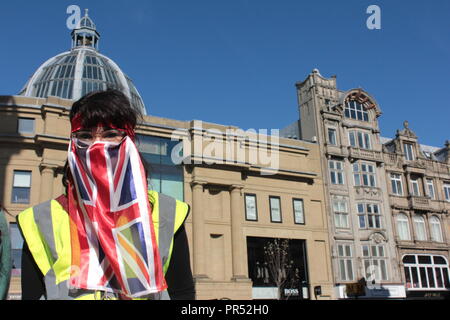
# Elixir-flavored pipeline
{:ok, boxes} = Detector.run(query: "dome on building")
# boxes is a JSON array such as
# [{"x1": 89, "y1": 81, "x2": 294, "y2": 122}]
[{"x1": 19, "y1": 9, "x2": 146, "y2": 114}]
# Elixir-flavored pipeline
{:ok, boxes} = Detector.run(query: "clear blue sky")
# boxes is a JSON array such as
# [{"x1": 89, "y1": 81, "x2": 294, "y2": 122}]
[{"x1": 1, "y1": 0, "x2": 449, "y2": 147}]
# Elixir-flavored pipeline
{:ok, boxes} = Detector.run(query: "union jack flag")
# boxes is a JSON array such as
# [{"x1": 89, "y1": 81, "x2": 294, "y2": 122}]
[{"x1": 67, "y1": 137, "x2": 166, "y2": 297}]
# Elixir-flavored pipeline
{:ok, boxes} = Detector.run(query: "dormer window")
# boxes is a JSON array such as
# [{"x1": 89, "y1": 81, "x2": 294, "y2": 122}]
[
  {"x1": 344, "y1": 100, "x2": 369, "y2": 122},
  {"x1": 403, "y1": 143, "x2": 415, "y2": 161}
]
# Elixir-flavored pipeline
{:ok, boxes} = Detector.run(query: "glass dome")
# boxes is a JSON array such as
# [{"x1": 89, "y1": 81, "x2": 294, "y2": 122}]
[{"x1": 19, "y1": 10, "x2": 146, "y2": 115}]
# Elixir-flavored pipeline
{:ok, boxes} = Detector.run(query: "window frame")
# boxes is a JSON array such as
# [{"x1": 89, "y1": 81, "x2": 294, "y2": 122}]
[
  {"x1": 357, "y1": 203, "x2": 382, "y2": 229},
  {"x1": 403, "y1": 254, "x2": 450, "y2": 290},
  {"x1": 292, "y1": 198, "x2": 305, "y2": 225},
  {"x1": 396, "y1": 213, "x2": 411, "y2": 241},
  {"x1": 348, "y1": 130, "x2": 372, "y2": 150},
  {"x1": 390, "y1": 173, "x2": 404, "y2": 196},
  {"x1": 362, "y1": 244, "x2": 389, "y2": 282},
  {"x1": 332, "y1": 198, "x2": 349, "y2": 229},
  {"x1": 353, "y1": 162, "x2": 377, "y2": 188},
  {"x1": 244, "y1": 193, "x2": 258, "y2": 222},
  {"x1": 11, "y1": 170, "x2": 32, "y2": 204},
  {"x1": 429, "y1": 216, "x2": 443, "y2": 243},
  {"x1": 329, "y1": 160, "x2": 345, "y2": 185},
  {"x1": 443, "y1": 183, "x2": 450, "y2": 202},
  {"x1": 336, "y1": 243, "x2": 355, "y2": 282},
  {"x1": 344, "y1": 100, "x2": 369, "y2": 122},
  {"x1": 327, "y1": 128, "x2": 337, "y2": 146},
  {"x1": 411, "y1": 178, "x2": 421, "y2": 197},
  {"x1": 269, "y1": 196, "x2": 282, "y2": 223},
  {"x1": 403, "y1": 143, "x2": 415, "y2": 161},
  {"x1": 413, "y1": 215, "x2": 427, "y2": 241},
  {"x1": 426, "y1": 179, "x2": 436, "y2": 200},
  {"x1": 17, "y1": 117, "x2": 35, "y2": 135}
]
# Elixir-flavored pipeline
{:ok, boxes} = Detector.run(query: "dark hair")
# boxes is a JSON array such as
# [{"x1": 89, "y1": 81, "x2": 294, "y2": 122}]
[
  {"x1": 70, "y1": 89, "x2": 142, "y2": 129},
  {"x1": 63, "y1": 89, "x2": 149, "y2": 192}
]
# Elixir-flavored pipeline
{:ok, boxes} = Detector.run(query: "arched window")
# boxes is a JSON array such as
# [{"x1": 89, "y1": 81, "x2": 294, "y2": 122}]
[
  {"x1": 430, "y1": 216, "x2": 443, "y2": 243},
  {"x1": 344, "y1": 100, "x2": 369, "y2": 121},
  {"x1": 413, "y1": 215, "x2": 427, "y2": 241},
  {"x1": 397, "y1": 213, "x2": 411, "y2": 241},
  {"x1": 403, "y1": 255, "x2": 450, "y2": 290}
]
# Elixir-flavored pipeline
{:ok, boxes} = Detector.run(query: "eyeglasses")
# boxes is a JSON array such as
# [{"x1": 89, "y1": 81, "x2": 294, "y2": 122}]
[{"x1": 72, "y1": 129, "x2": 126, "y2": 145}]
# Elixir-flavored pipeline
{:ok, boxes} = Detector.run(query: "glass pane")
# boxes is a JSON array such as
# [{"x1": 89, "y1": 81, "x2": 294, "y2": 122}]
[
  {"x1": 340, "y1": 260, "x2": 346, "y2": 280},
  {"x1": 245, "y1": 195, "x2": 257, "y2": 221},
  {"x1": 359, "y1": 215, "x2": 366, "y2": 228},
  {"x1": 405, "y1": 267, "x2": 411, "y2": 288},
  {"x1": 346, "y1": 260, "x2": 353, "y2": 280},
  {"x1": 371, "y1": 246, "x2": 377, "y2": 257},
  {"x1": 345, "y1": 245, "x2": 351, "y2": 257},
  {"x1": 338, "y1": 245, "x2": 344, "y2": 257},
  {"x1": 433, "y1": 256, "x2": 447, "y2": 265},
  {"x1": 427, "y1": 267, "x2": 435, "y2": 288},
  {"x1": 18, "y1": 118, "x2": 35, "y2": 134},
  {"x1": 13, "y1": 171, "x2": 31, "y2": 187},
  {"x1": 403, "y1": 255, "x2": 416, "y2": 264},
  {"x1": 270, "y1": 197, "x2": 281, "y2": 222},
  {"x1": 420, "y1": 267, "x2": 428, "y2": 288},
  {"x1": 338, "y1": 173, "x2": 344, "y2": 185},
  {"x1": 293, "y1": 200, "x2": 304, "y2": 224},
  {"x1": 411, "y1": 268, "x2": 420, "y2": 288},
  {"x1": 12, "y1": 187, "x2": 30, "y2": 204},
  {"x1": 381, "y1": 260, "x2": 388, "y2": 280},
  {"x1": 442, "y1": 268, "x2": 450, "y2": 288},
  {"x1": 435, "y1": 268, "x2": 444, "y2": 288},
  {"x1": 418, "y1": 256, "x2": 432, "y2": 264},
  {"x1": 362, "y1": 245, "x2": 369, "y2": 257}
]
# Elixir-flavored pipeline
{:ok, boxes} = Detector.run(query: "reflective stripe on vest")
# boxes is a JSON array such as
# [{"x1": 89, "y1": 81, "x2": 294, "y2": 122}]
[{"x1": 18, "y1": 191, "x2": 189, "y2": 300}]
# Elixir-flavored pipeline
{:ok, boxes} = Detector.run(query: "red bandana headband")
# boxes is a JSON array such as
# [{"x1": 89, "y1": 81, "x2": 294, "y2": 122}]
[{"x1": 70, "y1": 113, "x2": 136, "y2": 141}]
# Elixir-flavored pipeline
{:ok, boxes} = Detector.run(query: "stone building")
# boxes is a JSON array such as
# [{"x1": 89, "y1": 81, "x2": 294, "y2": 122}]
[
  {"x1": 383, "y1": 122, "x2": 450, "y2": 299},
  {"x1": 288, "y1": 69, "x2": 407, "y2": 299},
  {"x1": 0, "y1": 11, "x2": 334, "y2": 300}
]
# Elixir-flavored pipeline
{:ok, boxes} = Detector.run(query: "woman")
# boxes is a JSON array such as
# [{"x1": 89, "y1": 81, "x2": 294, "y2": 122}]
[{"x1": 19, "y1": 89, "x2": 195, "y2": 300}]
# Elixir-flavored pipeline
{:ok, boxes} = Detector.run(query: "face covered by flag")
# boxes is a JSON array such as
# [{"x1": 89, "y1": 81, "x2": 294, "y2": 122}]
[{"x1": 67, "y1": 128, "x2": 167, "y2": 298}]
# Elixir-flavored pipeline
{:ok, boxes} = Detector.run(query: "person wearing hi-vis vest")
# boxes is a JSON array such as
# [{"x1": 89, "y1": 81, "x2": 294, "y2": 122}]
[{"x1": 18, "y1": 89, "x2": 195, "y2": 300}]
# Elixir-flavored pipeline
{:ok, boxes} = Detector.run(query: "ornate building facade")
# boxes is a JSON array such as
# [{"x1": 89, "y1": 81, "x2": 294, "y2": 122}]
[
  {"x1": 292, "y1": 69, "x2": 406, "y2": 299},
  {"x1": 282, "y1": 69, "x2": 450, "y2": 299},
  {"x1": 383, "y1": 123, "x2": 450, "y2": 299}
]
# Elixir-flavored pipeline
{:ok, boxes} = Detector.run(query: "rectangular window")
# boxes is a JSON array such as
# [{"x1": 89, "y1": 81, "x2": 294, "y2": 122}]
[
  {"x1": 426, "y1": 179, "x2": 435, "y2": 200},
  {"x1": 353, "y1": 162, "x2": 376, "y2": 187},
  {"x1": 11, "y1": 171, "x2": 32, "y2": 204},
  {"x1": 349, "y1": 131, "x2": 371, "y2": 149},
  {"x1": 328, "y1": 128, "x2": 337, "y2": 146},
  {"x1": 293, "y1": 199, "x2": 305, "y2": 225},
  {"x1": 333, "y1": 199, "x2": 349, "y2": 229},
  {"x1": 444, "y1": 183, "x2": 450, "y2": 202},
  {"x1": 362, "y1": 244, "x2": 389, "y2": 281},
  {"x1": 269, "y1": 196, "x2": 282, "y2": 223},
  {"x1": 245, "y1": 194, "x2": 258, "y2": 221},
  {"x1": 337, "y1": 244, "x2": 354, "y2": 281},
  {"x1": 329, "y1": 160, "x2": 345, "y2": 185},
  {"x1": 17, "y1": 118, "x2": 35, "y2": 134},
  {"x1": 390, "y1": 173, "x2": 403, "y2": 196},
  {"x1": 411, "y1": 178, "x2": 420, "y2": 197},
  {"x1": 357, "y1": 203, "x2": 382, "y2": 229},
  {"x1": 404, "y1": 143, "x2": 415, "y2": 161}
]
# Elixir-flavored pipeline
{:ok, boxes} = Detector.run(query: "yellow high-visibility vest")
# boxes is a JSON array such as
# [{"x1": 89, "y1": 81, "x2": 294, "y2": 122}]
[{"x1": 18, "y1": 190, "x2": 189, "y2": 300}]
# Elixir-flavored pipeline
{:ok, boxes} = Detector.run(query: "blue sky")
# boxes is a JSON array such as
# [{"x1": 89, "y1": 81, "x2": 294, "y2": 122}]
[{"x1": 0, "y1": 0, "x2": 449, "y2": 147}]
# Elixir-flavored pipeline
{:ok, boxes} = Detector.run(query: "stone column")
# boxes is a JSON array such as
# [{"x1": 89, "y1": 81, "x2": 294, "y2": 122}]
[
  {"x1": 191, "y1": 180, "x2": 208, "y2": 279},
  {"x1": 39, "y1": 164, "x2": 57, "y2": 202},
  {"x1": 230, "y1": 184, "x2": 247, "y2": 280}
]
